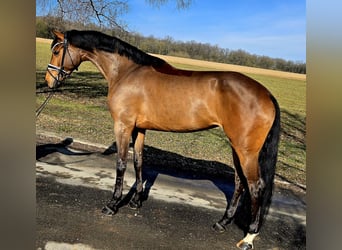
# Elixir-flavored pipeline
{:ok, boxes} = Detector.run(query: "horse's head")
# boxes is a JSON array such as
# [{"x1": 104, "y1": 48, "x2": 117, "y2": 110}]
[{"x1": 45, "y1": 30, "x2": 80, "y2": 88}]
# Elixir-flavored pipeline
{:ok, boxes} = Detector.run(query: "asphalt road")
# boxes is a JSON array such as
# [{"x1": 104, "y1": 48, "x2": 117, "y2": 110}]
[{"x1": 36, "y1": 133, "x2": 306, "y2": 250}]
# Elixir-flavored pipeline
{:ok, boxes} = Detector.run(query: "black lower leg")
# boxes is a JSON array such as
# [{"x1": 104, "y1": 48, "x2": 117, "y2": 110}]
[
  {"x1": 129, "y1": 184, "x2": 143, "y2": 209},
  {"x1": 247, "y1": 179, "x2": 265, "y2": 234},
  {"x1": 129, "y1": 129, "x2": 145, "y2": 209},
  {"x1": 102, "y1": 158, "x2": 127, "y2": 215},
  {"x1": 213, "y1": 174, "x2": 244, "y2": 233},
  {"x1": 129, "y1": 161, "x2": 143, "y2": 209}
]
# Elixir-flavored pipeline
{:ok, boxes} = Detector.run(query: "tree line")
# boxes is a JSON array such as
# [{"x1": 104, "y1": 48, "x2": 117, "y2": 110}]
[{"x1": 37, "y1": 15, "x2": 306, "y2": 74}]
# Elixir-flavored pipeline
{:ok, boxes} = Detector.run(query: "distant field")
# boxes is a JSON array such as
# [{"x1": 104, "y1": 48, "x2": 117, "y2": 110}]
[
  {"x1": 36, "y1": 38, "x2": 306, "y2": 187},
  {"x1": 151, "y1": 54, "x2": 305, "y2": 81}
]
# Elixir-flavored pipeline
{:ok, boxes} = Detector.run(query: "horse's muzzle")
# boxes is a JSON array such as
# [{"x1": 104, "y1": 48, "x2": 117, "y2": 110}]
[{"x1": 46, "y1": 64, "x2": 71, "y2": 88}]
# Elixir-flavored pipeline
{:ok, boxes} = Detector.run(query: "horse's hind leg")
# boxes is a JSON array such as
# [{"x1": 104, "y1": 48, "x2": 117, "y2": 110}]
[
  {"x1": 102, "y1": 122, "x2": 133, "y2": 215},
  {"x1": 213, "y1": 148, "x2": 244, "y2": 232},
  {"x1": 129, "y1": 128, "x2": 146, "y2": 209},
  {"x1": 235, "y1": 150, "x2": 265, "y2": 250}
]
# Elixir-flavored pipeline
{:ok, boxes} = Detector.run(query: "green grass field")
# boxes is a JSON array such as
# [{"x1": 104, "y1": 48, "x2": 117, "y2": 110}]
[{"x1": 36, "y1": 39, "x2": 306, "y2": 187}]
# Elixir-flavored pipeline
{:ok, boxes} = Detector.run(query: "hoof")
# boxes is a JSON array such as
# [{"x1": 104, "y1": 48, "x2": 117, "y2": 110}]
[
  {"x1": 101, "y1": 205, "x2": 118, "y2": 216},
  {"x1": 236, "y1": 240, "x2": 253, "y2": 250},
  {"x1": 212, "y1": 222, "x2": 226, "y2": 233},
  {"x1": 128, "y1": 199, "x2": 141, "y2": 210}
]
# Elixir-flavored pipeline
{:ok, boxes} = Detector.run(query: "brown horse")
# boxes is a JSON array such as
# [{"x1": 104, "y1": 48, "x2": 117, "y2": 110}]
[{"x1": 45, "y1": 30, "x2": 280, "y2": 250}]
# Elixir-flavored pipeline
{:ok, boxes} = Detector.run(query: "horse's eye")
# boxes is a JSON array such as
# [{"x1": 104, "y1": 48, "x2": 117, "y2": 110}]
[{"x1": 53, "y1": 50, "x2": 59, "y2": 55}]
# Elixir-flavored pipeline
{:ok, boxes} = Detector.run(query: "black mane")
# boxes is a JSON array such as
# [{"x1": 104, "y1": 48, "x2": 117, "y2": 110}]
[{"x1": 65, "y1": 30, "x2": 166, "y2": 67}]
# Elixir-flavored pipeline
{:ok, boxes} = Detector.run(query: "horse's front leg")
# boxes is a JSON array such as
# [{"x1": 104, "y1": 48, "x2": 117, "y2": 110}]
[
  {"x1": 102, "y1": 122, "x2": 133, "y2": 215},
  {"x1": 129, "y1": 128, "x2": 146, "y2": 209}
]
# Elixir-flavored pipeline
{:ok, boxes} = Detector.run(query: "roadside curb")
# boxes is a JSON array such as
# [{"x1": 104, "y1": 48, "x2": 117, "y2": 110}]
[{"x1": 36, "y1": 130, "x2": 306, "y2": 193}]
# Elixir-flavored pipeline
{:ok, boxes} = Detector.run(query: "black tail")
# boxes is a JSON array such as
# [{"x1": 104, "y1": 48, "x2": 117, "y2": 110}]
[{"x1": 258, "y1": 94, "x2": 281, "y2": 227}]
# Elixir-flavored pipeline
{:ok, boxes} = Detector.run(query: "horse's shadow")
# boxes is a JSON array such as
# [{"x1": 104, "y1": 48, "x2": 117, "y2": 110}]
[
  {"x1": 104, "y1": 143, "x2": 252, "y2": 232},
  {"x1": 102, "y1": 142, "x2": 235, "y2": 205},
  {"x1": 36, "y1": 137, "x2": 92, "y2": 160}
]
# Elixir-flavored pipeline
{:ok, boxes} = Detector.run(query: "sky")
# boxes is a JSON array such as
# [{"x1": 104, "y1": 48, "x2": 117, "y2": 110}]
[
  {"x1": 121, "y1": 0, "x2": 306, "y2": 62},
  {"x1": 37, "y1": 0, "x2": 306, "y2": 62}
]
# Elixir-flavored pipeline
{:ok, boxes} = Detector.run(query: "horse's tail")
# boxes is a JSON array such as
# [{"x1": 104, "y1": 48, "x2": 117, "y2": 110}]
[{"x1": 258, "y1": 94, "x2": 281, "y2": 226}]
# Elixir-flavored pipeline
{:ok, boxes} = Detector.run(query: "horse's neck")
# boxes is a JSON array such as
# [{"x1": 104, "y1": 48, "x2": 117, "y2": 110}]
[{"x1": 82, "y1": 50, "x2": 136, "y2": 84}]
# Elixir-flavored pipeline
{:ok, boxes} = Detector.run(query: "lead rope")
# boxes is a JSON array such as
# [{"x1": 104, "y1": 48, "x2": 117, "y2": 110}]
[{"x1": 36, "y1": 91, "x2": 55, "y2": 117}]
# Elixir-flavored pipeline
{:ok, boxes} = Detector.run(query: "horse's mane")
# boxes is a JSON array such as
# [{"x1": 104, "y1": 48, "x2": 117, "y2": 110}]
[
  {"x1": 65, "y1": 30, "x2": 167, "y2": 67},
  {"x1": 53, "y1": 30, "x2": 192, "y2": 76}
]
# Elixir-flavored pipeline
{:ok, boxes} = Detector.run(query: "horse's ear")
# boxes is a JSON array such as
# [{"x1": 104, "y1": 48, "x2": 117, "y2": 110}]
[{"x1": 52, "y1": 30, "x2": 64, "y2": 40}]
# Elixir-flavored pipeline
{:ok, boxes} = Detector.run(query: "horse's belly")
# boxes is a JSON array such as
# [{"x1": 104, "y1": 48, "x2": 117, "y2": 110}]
[{"x1": 136, "y1": 108, "x2": 219, "y2": 132}]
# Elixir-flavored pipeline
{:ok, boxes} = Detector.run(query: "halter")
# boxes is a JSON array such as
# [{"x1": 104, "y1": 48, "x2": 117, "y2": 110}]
[
  {"x1": 46, "y1": 33, "x2": 78, "y2": 88},
  {"x1": 37, "y1": 33, "x2": 78, "y2": 117}
]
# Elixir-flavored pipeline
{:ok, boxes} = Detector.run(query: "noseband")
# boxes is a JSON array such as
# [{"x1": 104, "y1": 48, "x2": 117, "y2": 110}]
[{"x1": 47, "y1": 33, "x2": 78, "y2": 88}]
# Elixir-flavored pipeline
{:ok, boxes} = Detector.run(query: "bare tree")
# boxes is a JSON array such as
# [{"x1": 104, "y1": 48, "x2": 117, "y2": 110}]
[
  {"x1": 56, "y1": 0, "x2": 128, "y2": 29},
  {"x1": 146, "y1": 0, "x2": 192, "y2": 9},
  {"x1": 37, "y1": 0, "x2": 192, "y2": 30}
]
